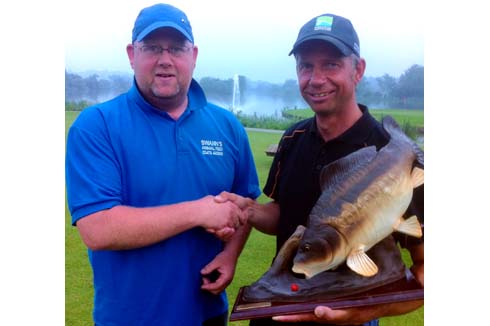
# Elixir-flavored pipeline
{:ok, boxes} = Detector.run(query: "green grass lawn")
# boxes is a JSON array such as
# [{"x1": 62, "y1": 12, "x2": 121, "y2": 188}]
[
  {"x1": 65, "y1": 112, "x2": 94, "y2": 325},
  {"x1": 65, "y1": 110, "x2": 423, "y2": 325},
  {"x1": 285, "y1": 108, "x2": 424, "y2": 129}
]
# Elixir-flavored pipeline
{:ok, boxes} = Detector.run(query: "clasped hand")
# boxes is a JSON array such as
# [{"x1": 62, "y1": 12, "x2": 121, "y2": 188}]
[{"x1": 203, "y1": 192, "x2": 253, "y2": 241}]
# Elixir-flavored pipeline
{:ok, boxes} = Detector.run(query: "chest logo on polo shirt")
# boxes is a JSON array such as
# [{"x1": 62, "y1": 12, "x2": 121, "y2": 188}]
[{"x1": 201, "y1": 139, "x2": 224, "y2": 156}]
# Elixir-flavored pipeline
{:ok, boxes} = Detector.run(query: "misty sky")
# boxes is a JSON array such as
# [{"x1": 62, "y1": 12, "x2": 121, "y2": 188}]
[{"x1": 65, "y1": 0, "x2": 424, "y2": 83}]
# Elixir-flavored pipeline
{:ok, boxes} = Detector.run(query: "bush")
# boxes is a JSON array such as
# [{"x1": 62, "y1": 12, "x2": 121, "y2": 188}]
[
  {"x1": 235, "y1": 112, "x2": 301, "y2": 130},
  {"x1": 65, "y1": 100, "x2": 93, "y2": 111}
]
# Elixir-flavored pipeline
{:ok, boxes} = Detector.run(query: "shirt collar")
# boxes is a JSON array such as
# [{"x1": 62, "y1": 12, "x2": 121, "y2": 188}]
[
  {"x1": 186, "y1": 78, "x2": 207, "y2": 112},
  {"x1": 309, "y1": 104, "x2": 379, "y2": 146}
]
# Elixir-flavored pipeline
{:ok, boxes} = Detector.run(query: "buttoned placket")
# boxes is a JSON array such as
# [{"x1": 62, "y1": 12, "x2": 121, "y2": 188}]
[{"x1": 174, "y1": 109, "x2": 192, "y2": 155}]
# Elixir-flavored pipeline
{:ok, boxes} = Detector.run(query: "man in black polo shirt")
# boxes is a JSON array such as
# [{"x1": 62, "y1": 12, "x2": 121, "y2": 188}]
[{"x1": 222, "y1": 13, "x2": 424, "y2": 325}]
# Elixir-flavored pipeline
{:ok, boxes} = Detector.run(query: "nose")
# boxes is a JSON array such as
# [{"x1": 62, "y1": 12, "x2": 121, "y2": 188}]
[
  {"x1": 156, "y1": 49, "x2": 173, "y2": 65},
  {"x1": 309, "y1": 68, "x2": 325, "y2": 86}
]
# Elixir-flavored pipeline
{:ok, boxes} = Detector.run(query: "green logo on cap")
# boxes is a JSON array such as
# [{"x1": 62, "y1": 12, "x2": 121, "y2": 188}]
[{"x1": 315, "y1": 16, "x2": 333, "y2": 31}]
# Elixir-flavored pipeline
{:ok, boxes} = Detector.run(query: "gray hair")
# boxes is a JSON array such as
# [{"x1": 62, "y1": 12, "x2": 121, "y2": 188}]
[{"x1": 351, "y1": 54, "x2": 360, "y2": 69}]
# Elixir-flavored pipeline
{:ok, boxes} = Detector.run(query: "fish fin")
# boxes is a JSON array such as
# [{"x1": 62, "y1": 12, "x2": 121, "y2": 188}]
[
  {"x1": 411, "y1": 167, "x2": 424, "y2": 188},
  {"x1": 346, "y1": 246, "x2": 378, "y2": 277},
  {"x1": 270, "y1": 225, "x2": 305, "y2": 274},
  {"x1": 320, "y1": 146, "x2": 377, "y2": 191},
  {"x1": 394, "y1": 215, "x2": 423, "y2": 238}
]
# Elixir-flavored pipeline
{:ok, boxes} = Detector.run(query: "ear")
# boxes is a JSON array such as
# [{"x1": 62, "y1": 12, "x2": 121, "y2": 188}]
[
  {"x1": 126, "y1": 44, "x2": 135, "y2": 69},
  {"x1": 192, "y1": 45, "x2": 198, "y2": 68},
  {"x1": 354, "y1": 57, "x2": 366, "y2": 84}
]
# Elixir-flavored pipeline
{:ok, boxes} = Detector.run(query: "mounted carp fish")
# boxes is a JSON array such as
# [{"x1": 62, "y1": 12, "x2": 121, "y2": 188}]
[
  {"x1": 292, "y1": 115, "x2": 424, "y2": 279},
  {"x1": 237, "y1": 116, "x2": 424, "y2": 304}
]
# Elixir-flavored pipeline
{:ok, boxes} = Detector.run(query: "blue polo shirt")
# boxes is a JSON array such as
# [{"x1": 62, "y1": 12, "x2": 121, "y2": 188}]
[{"x1": 66, "y1": 79, "x2": 261, "y2": 326}]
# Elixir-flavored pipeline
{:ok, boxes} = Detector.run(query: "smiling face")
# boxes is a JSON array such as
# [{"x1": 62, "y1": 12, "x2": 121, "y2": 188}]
[
  {"x1": 295, "y1": 40, "x2": 364, "y2": 117},
  {"x1": 127, "y1": 28, "x2": 198, "y2": 113}
]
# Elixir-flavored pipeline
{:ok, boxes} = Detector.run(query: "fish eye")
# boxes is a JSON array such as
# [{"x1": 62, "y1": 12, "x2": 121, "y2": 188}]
[{"x1": 302, "y1": 243, "x2": 311, "y2": 252}]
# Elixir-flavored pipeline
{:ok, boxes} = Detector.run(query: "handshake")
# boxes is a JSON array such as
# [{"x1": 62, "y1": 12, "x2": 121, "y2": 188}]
[{"x1": 202, "y1": 191, "x2": 255, "y2": 241}]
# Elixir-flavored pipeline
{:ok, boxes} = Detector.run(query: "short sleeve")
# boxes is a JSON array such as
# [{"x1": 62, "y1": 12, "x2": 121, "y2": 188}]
[{"x1": 65, "y1": 109, "x2": 122, "y2": 225}]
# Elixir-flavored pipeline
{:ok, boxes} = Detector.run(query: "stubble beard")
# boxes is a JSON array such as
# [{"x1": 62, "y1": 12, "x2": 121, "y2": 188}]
[
  {"x1": 311, "y1": 101, "x2": 339, "y2": 118},
  {"x1": 143, "y1": 82, "x2": 186, "y2": 111}
]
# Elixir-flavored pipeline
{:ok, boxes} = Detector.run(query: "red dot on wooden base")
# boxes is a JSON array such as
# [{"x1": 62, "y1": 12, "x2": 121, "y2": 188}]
[{"x1": 291, "y1": 283, "x2": 299, "y2": 292}]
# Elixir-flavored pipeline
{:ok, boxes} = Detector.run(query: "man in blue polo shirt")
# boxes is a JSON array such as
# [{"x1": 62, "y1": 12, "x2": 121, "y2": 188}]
[{"x1": 65, "y1": 3, "x2": 260, "y2": 326}]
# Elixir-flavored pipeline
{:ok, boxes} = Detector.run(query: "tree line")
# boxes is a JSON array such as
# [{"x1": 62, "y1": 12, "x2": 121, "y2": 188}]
[{"x1": 65, "y1": 64, "x2": 423, "y2": 111}]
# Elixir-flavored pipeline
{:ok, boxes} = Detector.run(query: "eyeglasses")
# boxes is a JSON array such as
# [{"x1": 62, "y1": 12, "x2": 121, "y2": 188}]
[{"x1": 135, "y1": 44, "x2": 192, "y2": 58}]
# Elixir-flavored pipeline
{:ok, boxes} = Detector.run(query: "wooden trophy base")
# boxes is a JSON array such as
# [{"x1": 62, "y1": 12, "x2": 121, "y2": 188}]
[{"x1": 229, "y1": 270, "x2": 423, "y2": 321}]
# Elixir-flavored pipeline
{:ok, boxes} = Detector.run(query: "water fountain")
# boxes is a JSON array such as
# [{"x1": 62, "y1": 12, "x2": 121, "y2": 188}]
[{"x1": 231, "y1": 74, "x2": 241, "y2": 112}]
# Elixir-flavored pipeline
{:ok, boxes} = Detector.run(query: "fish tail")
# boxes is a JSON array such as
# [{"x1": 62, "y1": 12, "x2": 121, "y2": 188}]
[{"x1": 382, "y1": 116, "x2": 424, "y2": 168}]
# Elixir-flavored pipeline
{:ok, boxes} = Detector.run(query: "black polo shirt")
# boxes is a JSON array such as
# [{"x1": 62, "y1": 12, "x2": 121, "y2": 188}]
[{"x1": 263, "y1": 105, "x2": 424, "y2": 253}]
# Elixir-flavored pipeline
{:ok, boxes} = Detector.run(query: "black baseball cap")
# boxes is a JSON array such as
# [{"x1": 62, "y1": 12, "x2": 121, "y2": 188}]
[{"x1": 289, "y1": 14, "x2": 360, "y2": 57}]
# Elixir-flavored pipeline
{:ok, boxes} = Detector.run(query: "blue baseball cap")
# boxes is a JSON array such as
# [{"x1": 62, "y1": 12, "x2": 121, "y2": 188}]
[
  {"x1": 132, "y1": 3, "x2": 194, "y2": 43},
  {"x1": 289, "y1": 14, "x2": 360, "y2": 57}
]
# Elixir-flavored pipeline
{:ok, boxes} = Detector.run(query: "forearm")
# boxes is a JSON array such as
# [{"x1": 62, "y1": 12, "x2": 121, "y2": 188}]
[
  {"x1": 248, "y1": 201, "x2": 280, "y2": 235},
  {"x1": 76, "y1": 202, "x2": 203, "y2": 250},
  {"x1": 408, "y1": 242, "x2": 424, "y2": 287},
  {"x1": 222, "y1": 223, "x2": 252, "y2": 262},
  {"x1": 200, "y1": 223, "x2": 252, "y2": 294},
  {"x1": 346, "y1": 299, "x2": 424, "y2": 323},
  {"x1": 76, "y1": 196, "x2": 242, "y2": 251}
]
